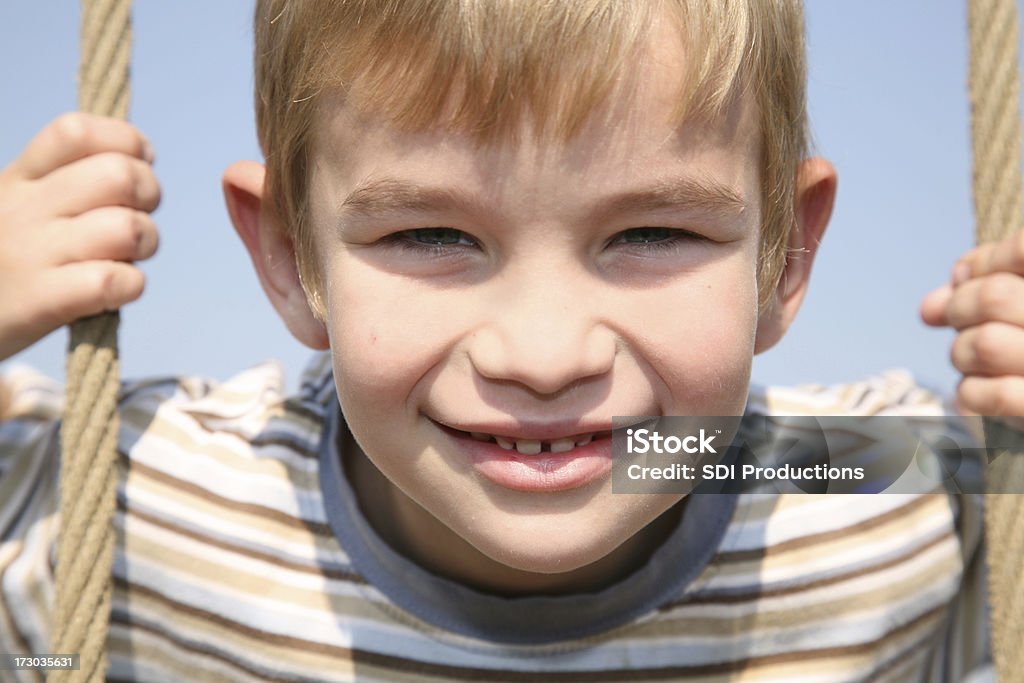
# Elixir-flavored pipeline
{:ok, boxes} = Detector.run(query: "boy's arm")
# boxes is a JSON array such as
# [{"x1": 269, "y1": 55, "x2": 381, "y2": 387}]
[{"x1": 0, "y1": 112, "x2": 160, "y2": 364}]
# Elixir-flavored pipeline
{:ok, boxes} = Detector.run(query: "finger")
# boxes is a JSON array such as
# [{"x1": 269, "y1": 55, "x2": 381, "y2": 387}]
[
  {"x1": 950, "y1": 322, "x2": 1024, "y2": 377},
  {"x1": 0, "y1": 261, "x2": 146, "y2": 360},
  {"x1": 957, "y1": 231, "x2": 1024, "y2": 280},
  {"x1": 29, "y1": 261, "x2": 147, "y2": 331},
  {"x1": 957, "y1": 375, "x2": 1024, "y2": 418},
  {"x1": 6, "y1": 113, "x2": 154, "y2": 181},
  {"x1": 944, "y1": 272, "x2": 1024, "y2": 330},
  {"x1": 32, "y1": 152, "x2": 161, "y2": 217},
  {"x1": 920, "y1": 284, "x2": 953, "y2": 327},
  {"x1": 43, "y1": 208, "x2": 159, "y2": 265}
]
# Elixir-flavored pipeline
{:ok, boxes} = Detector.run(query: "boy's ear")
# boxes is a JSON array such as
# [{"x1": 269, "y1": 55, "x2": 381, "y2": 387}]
[
  {"x1": 223, "y1": 160, "x2": 329, "y2": 351},
  {"x1": 754, "y1": 157, "x2": 837, "y2": 354}
]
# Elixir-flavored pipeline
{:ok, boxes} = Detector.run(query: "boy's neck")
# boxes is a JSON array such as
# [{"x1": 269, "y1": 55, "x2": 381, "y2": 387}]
[{"x1": 343, "y1": 428, "x2": 686, "y2": 597}]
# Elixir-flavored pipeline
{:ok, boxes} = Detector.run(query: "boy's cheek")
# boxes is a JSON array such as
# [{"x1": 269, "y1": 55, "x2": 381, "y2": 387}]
[
  {"x1": 325, "y1": 303, "x2": 489, "y2": 429},
  {"x1": 629, "y1": 277, "x2": 759, "y2": 413}
]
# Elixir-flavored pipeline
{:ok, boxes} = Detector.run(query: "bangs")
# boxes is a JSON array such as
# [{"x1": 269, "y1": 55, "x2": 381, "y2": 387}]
[{"x1": 285, "y1": 0, "x2": 754, "y2": 142}]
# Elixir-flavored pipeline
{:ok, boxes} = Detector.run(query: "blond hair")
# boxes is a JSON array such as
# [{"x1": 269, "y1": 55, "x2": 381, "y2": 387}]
[{"x1": 253, "y1": 0, "x2": 807, "y2": 318}]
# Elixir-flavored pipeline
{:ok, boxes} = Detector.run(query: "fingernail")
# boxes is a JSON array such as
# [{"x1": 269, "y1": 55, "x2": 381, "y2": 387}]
[
  {"x1": 952, "y1": 262, "x2": 970, "y2": 286},
  {"x1": 142, "y1": 139, "x2": 155, "y2": 164}
]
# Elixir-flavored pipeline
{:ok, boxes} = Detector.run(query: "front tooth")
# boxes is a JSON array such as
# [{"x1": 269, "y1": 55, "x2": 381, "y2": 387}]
[
  {"x1": 550, "y1": 438, "x2": 575, "y2": 454},
  {"x1": 575, "y1": 434, "x2": 593, "y2": 447},
  {"x1": 514, "y1": 439, "x2": 542, "y2": 455},
  {"x1": 470, "y1": 432, "x2": 491, "y2": 442},
  {"x1": 495, "y1": 436, "x2": 515, "y2": 450}
]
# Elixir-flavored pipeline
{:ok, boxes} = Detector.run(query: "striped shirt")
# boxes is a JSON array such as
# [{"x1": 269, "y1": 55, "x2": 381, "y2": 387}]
[{"x1": 0, "y1": 354, "x2": 990, "y2": 682}]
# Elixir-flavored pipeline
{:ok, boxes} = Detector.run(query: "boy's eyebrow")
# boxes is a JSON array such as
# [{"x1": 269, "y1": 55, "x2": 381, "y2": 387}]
[
  {"x1": 338, "y1": 175, "x2": 746, "y2": 220},
  {"x1": 340, "y1": 179, "x2": 474, "y2": 218},
  {"x1": 593, "y1": 175, "x2": 747, "y2": 219}
]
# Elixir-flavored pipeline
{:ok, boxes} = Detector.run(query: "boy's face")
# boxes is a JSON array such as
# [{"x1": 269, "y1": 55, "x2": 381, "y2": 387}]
[
  {"x1": 228, "y1": 16, "x2": 832, "y2": 592},
  {"x1": 308, "y1": 60, "x2": 761, "y2": 572}
]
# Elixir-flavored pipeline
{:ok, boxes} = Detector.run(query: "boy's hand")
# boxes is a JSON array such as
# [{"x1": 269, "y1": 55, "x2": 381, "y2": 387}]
[
  {"x1": 0, "y1": 113, "x2": 160, "y2": 362},
  {"x1": 921, "y1": 230, "x2": 1024, "y2": 421}
]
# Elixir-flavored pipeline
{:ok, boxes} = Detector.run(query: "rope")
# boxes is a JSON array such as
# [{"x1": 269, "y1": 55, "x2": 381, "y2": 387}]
[
  {"x1": 967, "y1": 0, "x2": 1024, "y2": 677},
  {"x1": 49, "y1": 1, "x2": 132, "y2": 681}
]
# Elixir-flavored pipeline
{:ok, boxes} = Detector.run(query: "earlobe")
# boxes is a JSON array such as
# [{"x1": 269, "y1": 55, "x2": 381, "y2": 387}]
[
  {"x1": 222, "y1": 160, "x2": 329, "y2": 351},
  {"x1": 754, "y1": 157, "x2": 837, "y2": 354}
]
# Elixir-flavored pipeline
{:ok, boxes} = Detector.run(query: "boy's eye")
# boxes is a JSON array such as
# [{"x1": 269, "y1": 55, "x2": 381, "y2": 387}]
[
  {"x1": 609, "y1": 227, "x2": 704, "y2": 251},
  {"x1": 398, "y1": 227, "x2": 476, "y2": 247},
  {"x1": 617, "y1": 227, "x2": 678, "y2": 244}
]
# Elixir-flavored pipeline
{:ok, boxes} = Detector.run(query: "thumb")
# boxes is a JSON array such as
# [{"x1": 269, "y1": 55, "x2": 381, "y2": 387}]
[{"x1": 920, "y1": 283, "x2": 953, "y2": 327}]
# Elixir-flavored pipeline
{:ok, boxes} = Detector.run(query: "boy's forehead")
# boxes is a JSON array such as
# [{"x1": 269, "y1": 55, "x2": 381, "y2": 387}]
[
  {"x1": 311, "y1": 13, "x2": 760, "y2": 189},
  {"x1": 309, "y1": 88, "x2": 760, "y2": 233}
]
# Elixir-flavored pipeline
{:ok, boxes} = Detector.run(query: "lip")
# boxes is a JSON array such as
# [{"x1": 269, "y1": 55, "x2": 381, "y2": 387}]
[
  {"x1": 432, "y1": 416, "x2": 656, "y2": 442},
  {"x1": 436, "y1": 422, "x2": 616, "y2": 493},
  {"x1": 439, "y1": 421, "x2": 611, "y2": 442}
]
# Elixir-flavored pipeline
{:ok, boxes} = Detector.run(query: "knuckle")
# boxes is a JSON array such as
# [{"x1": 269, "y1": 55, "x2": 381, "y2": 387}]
[
  {"x1": 89, "y1": 266, "x2": 119, "y2": 308},
  {"x1": 956, "y1": 377, "x2": 996, "y2": 415},
  {"x1": 84, "y1": 263, "x2": 143, "y2": 309},
  {"x1": 970, "y1": 325, "x2": 1003, "y2": 368},
  {"x1": 974, "y1": 376, "x2": 1024, "y2": 413},
  {"x1": 990, "y1": 379, "x2": 1019, "y2": 416},
  {"x1": 115, "y1": 267, "x2": 144, "y2": 306},
  {"x1": 956, "y1": 378, "x2": 982, "y2": 414},
  {"x1": 100, "y1": 155, "x2": 139, "y2": 203},
  {"x1": 67, "y1": 264, "x2": 122, "y2": 314},
  {"x1": 117, "y1": 210, "x2": 143, "y2": 253},
  {"x1": 51, "y1": 113, "x2": 92, "y2": 149},
  {"x1": 978, "y1": 275, "x2": 1014, "y2": 314}
]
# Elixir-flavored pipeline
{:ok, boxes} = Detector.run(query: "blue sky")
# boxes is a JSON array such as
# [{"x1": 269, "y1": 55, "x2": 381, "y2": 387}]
[{"x1": 0, "y1": 2, "x2": 1006, "y2": 397}]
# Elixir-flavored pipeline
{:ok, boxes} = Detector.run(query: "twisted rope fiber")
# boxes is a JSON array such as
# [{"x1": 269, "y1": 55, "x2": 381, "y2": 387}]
[
  {"x1": 50, "y1": 1, "x2": 131, "y2": 681},
  {"x1": 968, "y1": 0, "x2": 1024, "y2": 678}
]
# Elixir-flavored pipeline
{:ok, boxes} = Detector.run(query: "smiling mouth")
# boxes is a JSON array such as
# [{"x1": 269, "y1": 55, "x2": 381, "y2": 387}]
[{"x1": 449, "y1": 428, "x2": 613, "y2": 455}]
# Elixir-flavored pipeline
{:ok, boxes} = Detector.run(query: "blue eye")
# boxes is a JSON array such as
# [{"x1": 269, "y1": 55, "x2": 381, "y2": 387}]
[
  {"x1": 404, "y1": 228, "x2": 473, "y2": 246},
  {"x1": 611, "y1": 227, "x2": 703, "y2": 252},
  {"x1": 385, "y1": 228, "x2": 478, "y2": 255},
  {"x1": 618, "y1": 227, "x2": 677, "y2": 243}
]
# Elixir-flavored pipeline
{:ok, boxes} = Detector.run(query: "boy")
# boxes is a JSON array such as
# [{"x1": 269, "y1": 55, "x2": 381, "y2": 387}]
[{"x1": 1, "y1": 1, "x2": 1022, "y2": 681}]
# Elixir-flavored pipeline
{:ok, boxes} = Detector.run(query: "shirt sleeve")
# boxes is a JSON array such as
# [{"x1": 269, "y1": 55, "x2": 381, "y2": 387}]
[{"x1": 0, "y1": 365, "x2": 63, "y2": 676}]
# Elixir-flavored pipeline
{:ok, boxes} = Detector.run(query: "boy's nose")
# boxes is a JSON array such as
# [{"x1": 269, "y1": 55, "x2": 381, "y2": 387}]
[{"x1": 466, "y1": 275, "x2": 617, "y2": 396}]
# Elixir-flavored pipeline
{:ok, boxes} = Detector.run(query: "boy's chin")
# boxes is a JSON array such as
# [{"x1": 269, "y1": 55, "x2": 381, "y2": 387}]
[
  {"x1": 478, "y1": 531, "x2": 624, "y2": 575},
  {"x1": 455, "y1": 495, "x2": 681, "y2": 592}
]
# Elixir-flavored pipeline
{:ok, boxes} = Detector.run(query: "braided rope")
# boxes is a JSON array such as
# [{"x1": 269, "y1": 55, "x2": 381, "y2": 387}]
[
  {"x1": 49, "y1": 1, "x2": 131, "y2": 681},
  {"x1": 967, "y1": 0, "x2": 1024, "y2": 677}
]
